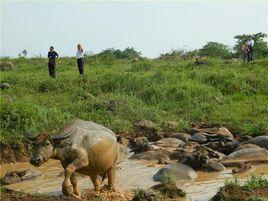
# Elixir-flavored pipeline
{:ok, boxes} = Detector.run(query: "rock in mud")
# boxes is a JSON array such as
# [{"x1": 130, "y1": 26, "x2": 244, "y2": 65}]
[
  {"x1": 167, "y1": 133, "x2": 192, "y2": 142},
  {"x1": 178, "y1": 152, "x2": 209, "y2": 170},
  {"x1": 153, "y1": 163, "x2": 197, "y2": 182},
  {"x1": 232, "y1": 163, "x2": 252, "y2": 174},
  {"x1": 207, "y1": 160, "x2": 226, "y2": 171},
  {"x1": 157, "y1": 158, "x2": 171, "y2": 165},
  {"x1": 0, "y1": 83, "x2": 10, "y2": 89},
  {"x1": 205, "y1": 140, "x2": 239, "y2": 155},
  {"x1": 130, "y1": 149, "x2": 171, "y2": 161},
  {"x1": 133, "y1": 120, "x2": 162, "y2": 141},
  {"x1": 1, "y1": 169, "x2": 42, "y2": 185},
  {"x1": 192, "y1": 127, "x2": 233, "y2": 138},
  {"x1": 150, "y1": 138, "x2": 184, "y2": 152},
  {"x1": 177, "y1": 141, "x2": 200, "y2": 153},
  {"x1": 234, "y1": 143, "x2": 260, "y2": 151},
  {"x1": 191, "y1": 132, "x2": 207, "y2": 143},
  {"x1": 130, "y1": 137, "x2": 149, "y2": 154},
  {"x1": 221, "y1": 148, "x2": 268, "y2": 165},
  {"x1": 243, "y1": 136, "x2": 268, "y2": 149},
  {"x1": 175, "y1": 142, "x2": 225, "y2": 170}
]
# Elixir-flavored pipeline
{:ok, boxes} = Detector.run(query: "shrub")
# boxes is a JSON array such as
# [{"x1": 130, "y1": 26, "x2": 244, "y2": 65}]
[{"x1": 130, "y1": 61, "x2": 153, "y2": 72}]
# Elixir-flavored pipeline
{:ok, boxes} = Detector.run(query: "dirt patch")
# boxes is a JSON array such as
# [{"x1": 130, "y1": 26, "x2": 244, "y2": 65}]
[
  {"x1": 151, "y1": 182, "x2": 186, "y2": 199},
  {"x1": 212, "y1": 184, "x2": 268, "y2": 201},
  {"x1": 0, "y1": 188, "x2": 77, "y2": 201},
  {"x1": 0, "y1": 143, "x2": 31, "y2": 164},
  {"x1": 84, "y1": 189, "x2": 133, "y2": 201},
  {"x1": 0, "y1": 188, "x2": 134, "y2": 201}
]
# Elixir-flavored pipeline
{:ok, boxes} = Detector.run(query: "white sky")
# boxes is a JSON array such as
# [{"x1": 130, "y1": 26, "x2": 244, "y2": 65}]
[{"x1": 1, "y1": 1, "x2": 268, "y2": 58}]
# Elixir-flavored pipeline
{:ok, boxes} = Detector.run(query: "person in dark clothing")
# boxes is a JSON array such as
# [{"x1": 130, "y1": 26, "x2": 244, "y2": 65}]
[
  {"x1": 76, "y1": 43, "x2": 84, "y2": 76},
  {"x1": 47, "y1": 46, "x2": 59, "y2": 78}
]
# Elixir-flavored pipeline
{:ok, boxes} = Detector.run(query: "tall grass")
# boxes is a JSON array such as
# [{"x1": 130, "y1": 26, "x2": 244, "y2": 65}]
[{"x1": 1, "y1": 57, "x2": 268, "y2": 143}]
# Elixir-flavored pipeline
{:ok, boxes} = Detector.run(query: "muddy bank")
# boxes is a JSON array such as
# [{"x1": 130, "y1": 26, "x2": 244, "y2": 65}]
[
  {"x1": 0, "y1": 188, "x2": 77, "y2": 201},
  {"x1": 212, "y1": 186, "x2": 268, "y2": 201},
  {"x1": 0, "y1": 143, "x2": 31, "y2": 164},
  {"x1": 0, "y1": 188, "x2": 133, "y2": 201}
]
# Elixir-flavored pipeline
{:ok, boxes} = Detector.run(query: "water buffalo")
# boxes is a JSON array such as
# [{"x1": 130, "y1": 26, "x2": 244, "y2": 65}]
[{"x1": 29, "y1": 119, "x2": 118, "y2": 198}]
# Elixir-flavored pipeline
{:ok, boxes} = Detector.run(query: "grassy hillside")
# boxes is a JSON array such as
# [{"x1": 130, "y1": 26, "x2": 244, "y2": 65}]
[{"x1": 1, "y1": 57, "x2": 268, "y2": 143}]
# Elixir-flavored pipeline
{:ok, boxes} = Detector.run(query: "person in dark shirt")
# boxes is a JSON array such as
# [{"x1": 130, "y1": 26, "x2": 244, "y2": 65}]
[{"x1": 47, "y1": 46, "x2": 59, "y2": 78}]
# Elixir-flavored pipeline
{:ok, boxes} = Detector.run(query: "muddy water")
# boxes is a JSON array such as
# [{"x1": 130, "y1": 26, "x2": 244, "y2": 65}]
[{"x1": 1, "y1": 159, "x2": 268, "y2": 201}]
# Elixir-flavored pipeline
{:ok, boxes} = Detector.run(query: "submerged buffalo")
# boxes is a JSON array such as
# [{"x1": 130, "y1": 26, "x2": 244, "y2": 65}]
[{"x1": 29, "y1": 119, "x2": 118, "y2": 198}]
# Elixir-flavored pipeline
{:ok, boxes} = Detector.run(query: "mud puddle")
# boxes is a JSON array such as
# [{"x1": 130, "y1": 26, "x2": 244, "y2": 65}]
[{"x1": 1, "y1": 159, "x2": 268, "y2": 201}]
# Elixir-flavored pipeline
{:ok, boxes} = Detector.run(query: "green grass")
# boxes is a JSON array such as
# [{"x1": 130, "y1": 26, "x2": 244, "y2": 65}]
[
  {"x1": 243, "y1": 175, "x2": 268, "y2": 191},
  {"x1": 1, "y1": 57, "x2": 268, "y2": 143},
  {"x1": 217, "y1": 175, "x2": 268, "y2": 201}
]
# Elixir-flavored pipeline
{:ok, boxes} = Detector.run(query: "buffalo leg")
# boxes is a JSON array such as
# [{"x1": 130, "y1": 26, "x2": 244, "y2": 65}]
[
  {"x1": 62, "y1": 158, "x2": 88, "y2": 196},
  {"x1": 107, "y1": 164, "x2": 116, "y2": 191},
  {"x1": 90, "y1": 175, "x2": 100, "y2": 191},
  {"x1": 70, "y1": 173, "x2": 81, "y2": 197}
]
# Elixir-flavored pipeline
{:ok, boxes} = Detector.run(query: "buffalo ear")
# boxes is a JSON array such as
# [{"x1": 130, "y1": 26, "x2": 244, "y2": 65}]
[{"x1": 51, "y1": 132, "x2": 72, "y2": 143}]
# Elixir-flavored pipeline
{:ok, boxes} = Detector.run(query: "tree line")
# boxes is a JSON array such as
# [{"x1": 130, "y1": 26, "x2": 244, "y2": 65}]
[{"x1": 13, "y1": 32, "x2": 267, "y2": 60}]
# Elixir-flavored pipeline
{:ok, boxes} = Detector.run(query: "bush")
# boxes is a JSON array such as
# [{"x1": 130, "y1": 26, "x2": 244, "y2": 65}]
[
  {"x1": 199, "y1": 42, "x2": 232, "y2": 59},
  {"x1": 130, "y1": 61, "x2": 153, "y2": 72},
  {"x1": 243, "y1": 175, "x2": 268, "y2": 191},
  {"x1": 0, "y1": 61, "x2": 13, "y2": 71}
]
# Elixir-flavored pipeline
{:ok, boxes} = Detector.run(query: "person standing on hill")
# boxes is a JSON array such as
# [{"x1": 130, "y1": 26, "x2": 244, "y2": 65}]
[
  {"x1": 242, "y1": 41, "x2": 250, "y2": 63},
  {"x1": 47, "y1": 46, "x2": 59, "y2": 78},
  {"x1": 247, "y1": 35, "x2": 254, "y2": 62},
  {"x1": 76, "y1": 43, "x2": 84, "y2": 76}
]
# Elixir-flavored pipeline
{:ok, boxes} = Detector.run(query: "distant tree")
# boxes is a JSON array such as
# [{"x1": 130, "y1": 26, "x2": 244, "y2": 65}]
[
  {"x1": 96, "y1": 47, "x2": 141, "y2": 59},
  {"x1": 122, "y1": 47, "x2": 141, "y2": 59},
  {"x1": 233, "y1": 32, "x2": 268, "y2": 58},
  {"x1": 198, "y1": 42, "x2": 232, "y2": 58}
]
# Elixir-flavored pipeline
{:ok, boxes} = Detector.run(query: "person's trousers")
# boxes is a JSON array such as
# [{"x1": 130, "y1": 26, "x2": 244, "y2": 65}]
[
  {"x1": 249, "y1": 46, "x2": 253, "y2": 62},
  {"x1": 77, "y1": 58, "x2": 84, "y2": 75},
  {"x1": 243, "y1": 52, "x2": 251, "y2": 63},
  {"x1": 48, "y1": 61, "x2": 56, "y2": 78}
]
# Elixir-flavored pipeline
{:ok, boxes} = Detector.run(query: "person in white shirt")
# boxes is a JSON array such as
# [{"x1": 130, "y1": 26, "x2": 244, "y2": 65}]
[
  {"x1": 76, "y1": 43, "x2": 84, "y2": 75},
  {"x1": 247, "y1": 36, "x2": 254, "y2": 62}
]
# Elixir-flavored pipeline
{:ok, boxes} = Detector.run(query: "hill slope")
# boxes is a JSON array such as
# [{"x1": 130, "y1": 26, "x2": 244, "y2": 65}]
[{"x1": 1, "y1": 58, "x2": 268, "y2": 143}]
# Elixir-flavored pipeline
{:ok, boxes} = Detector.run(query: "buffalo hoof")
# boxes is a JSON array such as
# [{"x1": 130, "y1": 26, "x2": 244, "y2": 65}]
[
  {"x1": 101, "y1": 184, "x2": 115, "y2": 192},
  {"x1": 74, "y1": 189, "x2": 81, "y2": 198},
  {"x1": 93, "y1": 187, "x2": 101, "y2": 192},
  {"x1": 108, "y1": 186, "x2": 116, "y2": 192},
  {"x1": 62, "y1": 182, "x2": 73, "y2": 196},
  {"x1": 71, "y1": 194, "x2": 82, "y2": 200}
]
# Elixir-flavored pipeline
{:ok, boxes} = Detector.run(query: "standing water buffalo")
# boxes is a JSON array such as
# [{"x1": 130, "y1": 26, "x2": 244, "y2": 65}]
[{"x1": 29, "y1": 119, "x2": 118, "y2": 198}]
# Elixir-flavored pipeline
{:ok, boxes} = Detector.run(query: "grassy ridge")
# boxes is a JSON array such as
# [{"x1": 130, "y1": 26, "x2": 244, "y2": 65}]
[{"x1": 1, "y1": 57, "x2": 268, "y2": 143}]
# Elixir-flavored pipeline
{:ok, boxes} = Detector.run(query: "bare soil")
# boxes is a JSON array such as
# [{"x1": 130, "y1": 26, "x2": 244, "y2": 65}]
[
  {"x1": 212, "y1": 184, "x2": 268, "y2": 201},
  {"x1": 0, "y1": 188, "x2": 134, "y2": 201},
  {"x1": 0, "y1": 143, "x2": 31, "y2": 164}
]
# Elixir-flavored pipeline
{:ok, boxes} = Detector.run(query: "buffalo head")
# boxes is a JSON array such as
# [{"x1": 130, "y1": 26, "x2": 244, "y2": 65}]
[{"x1": 28, "y1": 132, "x2": 71, "y2": 167}]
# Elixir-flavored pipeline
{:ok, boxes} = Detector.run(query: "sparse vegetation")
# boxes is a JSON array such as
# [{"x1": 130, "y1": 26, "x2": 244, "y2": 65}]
[
  {"x1": 243, "y1": 175, "x2": 268, "y2": 191},
  {"x1": 213, "y1": 175, "x2": 268, "y2": 201}
]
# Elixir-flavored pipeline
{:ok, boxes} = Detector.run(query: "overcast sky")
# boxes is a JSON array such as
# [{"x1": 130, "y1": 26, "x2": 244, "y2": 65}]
[{"x1": 1, "y1": 1, "x2": 267, "y2": 58}]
